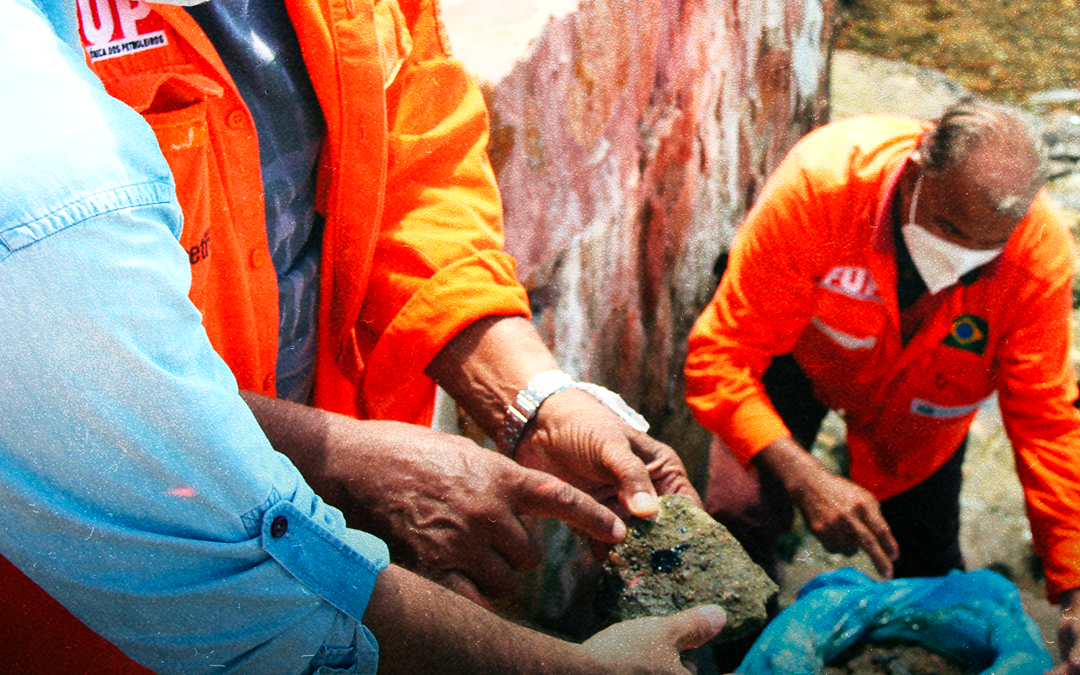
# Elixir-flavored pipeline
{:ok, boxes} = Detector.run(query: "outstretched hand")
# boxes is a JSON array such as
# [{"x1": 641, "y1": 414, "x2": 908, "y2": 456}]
[
  {"x1": 241, "y1": 393, "x2": 625, "y2": 600},
  {"x1": 425, "y1": 316, "x2": 701, "y2": 525},
  {"x1": 582, "y1": 604, "x2": 727, "y2": 674},
  {"x1": 794, "y1": 469, "x2": 898, "y2": 578},
  {"x1": 516, "y1": 387, "x2": 701, "y2": 520},
  {"x1": 754, "y1": 436, "x2": 898, "y2": 579},
  {"x1": 366, "y1": 564, "x2": 726, "y2": 675},
  {"x1": 319, "y1": 420, "x2": 627, "y2": 599}
]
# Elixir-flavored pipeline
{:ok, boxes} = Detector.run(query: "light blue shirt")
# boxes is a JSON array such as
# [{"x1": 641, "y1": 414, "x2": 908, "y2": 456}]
[{"x1": 0, "y1": 1, "x2": 389, "y2": 673}]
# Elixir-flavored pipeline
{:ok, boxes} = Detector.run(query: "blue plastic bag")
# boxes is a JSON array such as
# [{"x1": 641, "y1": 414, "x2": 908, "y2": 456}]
[{"x1": 737, "y1": 567, "x2": 1052, "y2": 674}]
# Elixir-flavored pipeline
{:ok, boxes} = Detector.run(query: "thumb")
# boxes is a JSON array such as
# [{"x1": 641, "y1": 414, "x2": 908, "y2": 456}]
[
  {"x1": 668, "y1": 604, "x2": 726, "y2": 651},
  {"x1": 600, "y1": 436, "x2": 660, "y2": 519}
]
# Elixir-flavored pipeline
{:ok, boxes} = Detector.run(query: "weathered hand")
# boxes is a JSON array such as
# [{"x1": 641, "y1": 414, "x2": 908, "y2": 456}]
[
  {"x1": 318, "y1": 420, "x2": 627, "y2": 598},
  {"x1": 582, "y1": 605, "x2": 726, "y2": 675},
  {"x1": 753, "y1": 436, "x2": 898, "y2": 578},
  {"x1": 239, "y1": 390, "x2": 631, "y2": 601},
  {"x1": 515, "y1": 388, "x2": 700, "y2": 520},
  {"x1": 366, "y1": 565, "x2": 725, "y2": 675},
  {"x1": 1051, "y1": 589, "x2": 1080, "y2": 674},
  {"x1": 791, "y1": 468, "x2": 898, "y2": 578}
]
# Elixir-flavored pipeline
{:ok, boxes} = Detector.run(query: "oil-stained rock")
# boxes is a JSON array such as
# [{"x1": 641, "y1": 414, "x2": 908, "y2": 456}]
[{"x1": 596, "y1": 494, "x2": 777, "y2": 643}]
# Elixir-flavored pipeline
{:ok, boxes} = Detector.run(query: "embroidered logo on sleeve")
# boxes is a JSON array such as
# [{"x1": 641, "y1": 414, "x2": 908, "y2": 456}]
[
  {"x1": 820, "y1": 266, "x2": 882, "y2": 302},
  {"x1": 943, "y1": 314, "x2": 989, "y2": 355},
  {"x1": 77, "y1": 0, "x2": 168, "y2": 62}
]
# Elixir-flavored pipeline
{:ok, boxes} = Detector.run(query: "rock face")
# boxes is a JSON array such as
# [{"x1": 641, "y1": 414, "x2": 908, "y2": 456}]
[
  {"x1": 829, "y1": 50, "x2": 968, "y2": 122},
  {"x1": 597, "y1": 494, "x2": 778, "y2": 643},
  {"x1": 443, "y1": 0, "x2": 837, "y2": 484}
]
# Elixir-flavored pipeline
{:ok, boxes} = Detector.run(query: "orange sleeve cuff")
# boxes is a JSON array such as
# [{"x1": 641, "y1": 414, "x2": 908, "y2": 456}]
[
  {"x1": 724, "y1": 396, "x2": 792, "y2": 465},
  {"x1": 1041, "y1": 535, "x2": 1080, "y2": 604},
  {"x1": 362, "y1": 249, "x2": 530, "y2": 422}
]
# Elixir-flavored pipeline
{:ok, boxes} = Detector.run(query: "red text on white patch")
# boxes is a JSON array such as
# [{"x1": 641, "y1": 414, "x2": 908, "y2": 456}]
[
  {"x1": 77, "y1": 0, "x2": 167, "y2": 62},
  {"x1": 820, "y1": 266, "x2": 882, "y2": 301}
]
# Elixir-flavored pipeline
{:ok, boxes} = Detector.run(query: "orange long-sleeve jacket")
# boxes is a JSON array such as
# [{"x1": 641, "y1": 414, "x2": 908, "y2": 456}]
[
  {"x1": 685, "y1": 114, "x2": 1080, "y2": 601},
  {"x1": 0, "y1": 0, "x2": 529, "y2": 670},
  {"x1": 81, "y1": 0, "x2": 529, "y2": 423}
]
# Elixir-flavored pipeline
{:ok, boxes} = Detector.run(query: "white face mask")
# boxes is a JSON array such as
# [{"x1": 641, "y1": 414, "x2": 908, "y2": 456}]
[
  {"x1": 900, "y1": 172, "x2": 1003, "y2": 294},
  {"x1": 149, "y1": 0, "x2": 210, "y2": 5}
]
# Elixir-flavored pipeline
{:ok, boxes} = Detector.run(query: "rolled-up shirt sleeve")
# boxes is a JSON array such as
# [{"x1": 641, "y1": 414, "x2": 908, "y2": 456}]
[{"x1": 0, "y1": 1, "x2": 387, "y2": 673}]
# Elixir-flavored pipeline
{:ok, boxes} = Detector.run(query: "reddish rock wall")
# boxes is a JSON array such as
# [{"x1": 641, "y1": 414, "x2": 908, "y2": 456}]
[{"x1": 442, "y1": 0, "x2": 837, "y2": 632}]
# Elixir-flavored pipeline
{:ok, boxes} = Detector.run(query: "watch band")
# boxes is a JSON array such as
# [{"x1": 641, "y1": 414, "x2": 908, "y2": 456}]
[
  {"x1": 494, "y1": 370, "x2": 653, "y2": 455},
  {"x1": 495, "y1": 369, "x2": 573, "y2": 455},
  {"x1": 570, "y1": 381, "x2": 650, "y2": 433}
]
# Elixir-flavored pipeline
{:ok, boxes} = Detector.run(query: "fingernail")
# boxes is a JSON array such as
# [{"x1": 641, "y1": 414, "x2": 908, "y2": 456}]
[
  {"x1": 611, "y1": 518, "x2": 627, "y2": 541},
  {"x1": 700, "y1": 605, "x2": 726, "y2": 633},
  {"x1": 628, "y1": 492, "x2": 658, "y2": 516}
]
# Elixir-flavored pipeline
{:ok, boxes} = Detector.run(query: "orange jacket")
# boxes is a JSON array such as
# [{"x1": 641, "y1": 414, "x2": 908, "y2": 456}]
[
  {"x1": 81, "y1": 0, "x2": 529, "y2": 423},
  {"x1": 685, "y1": 114, "x2": 1080, "y2": 600},
  {"x1": 0, "y1": 0, "x2": 529, "y2": 669}
]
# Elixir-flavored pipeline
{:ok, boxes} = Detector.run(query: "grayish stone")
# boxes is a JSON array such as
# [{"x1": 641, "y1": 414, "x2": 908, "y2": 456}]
[
  {"x1": 829, "y1": 50, "x2": 968, "y2": 122},
  {"x1": 597, "y1": 494, "x2": 778, "y2": 643}
]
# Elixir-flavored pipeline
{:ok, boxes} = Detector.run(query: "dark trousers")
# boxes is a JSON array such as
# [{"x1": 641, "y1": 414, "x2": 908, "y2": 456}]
[{"x1": 705, "y1": 354, "x2": 967, "y2": 580}]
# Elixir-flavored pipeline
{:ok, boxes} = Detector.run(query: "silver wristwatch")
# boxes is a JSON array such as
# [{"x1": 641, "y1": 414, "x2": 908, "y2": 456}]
[
  {"x1": 495, "y1": 369, "x2": 573, "y2": 455},
  {"x1": 494, "y1": 369, "x2": 651, "y2": 455}
]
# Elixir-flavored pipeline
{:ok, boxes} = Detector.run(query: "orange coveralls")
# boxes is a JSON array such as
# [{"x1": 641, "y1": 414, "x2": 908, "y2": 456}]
[
  {"x1": 0, "y1": 0, "x2": 528, "y2": 670},
  {"x1": 685, "y1": 114, "x2": 1080, "y2": 602}
]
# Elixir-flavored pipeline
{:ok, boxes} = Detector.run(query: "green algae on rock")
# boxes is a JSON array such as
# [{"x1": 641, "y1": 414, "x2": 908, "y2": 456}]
[{"x1": 596, "y1": 494, "x2": 777, "y2": 643}]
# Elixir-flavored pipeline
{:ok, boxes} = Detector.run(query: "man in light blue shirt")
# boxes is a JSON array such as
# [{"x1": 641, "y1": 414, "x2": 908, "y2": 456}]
[{"x1": 0, "y1": 0, "x2": 724, "y2": 672}]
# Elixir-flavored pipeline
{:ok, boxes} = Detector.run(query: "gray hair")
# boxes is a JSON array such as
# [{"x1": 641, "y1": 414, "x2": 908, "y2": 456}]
[{"x1": 921, "y1": 97, "x2": 1049, "y2": 219}]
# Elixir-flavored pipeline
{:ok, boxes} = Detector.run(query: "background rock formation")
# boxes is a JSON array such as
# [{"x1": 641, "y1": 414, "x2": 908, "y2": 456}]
[{"x1": 443, "y1": 0, "x2": 837, "y2": 485}]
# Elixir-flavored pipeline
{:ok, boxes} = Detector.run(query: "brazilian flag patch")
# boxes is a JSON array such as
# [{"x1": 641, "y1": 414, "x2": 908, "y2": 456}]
[{"x1": 943, "y1": 314, "x2": 989, "y2": 355}]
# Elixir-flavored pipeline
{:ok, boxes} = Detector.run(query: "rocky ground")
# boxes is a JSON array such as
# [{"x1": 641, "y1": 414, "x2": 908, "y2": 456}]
[{"x1": 834, "y1": 0, "x2": 1080, "y2": 106}]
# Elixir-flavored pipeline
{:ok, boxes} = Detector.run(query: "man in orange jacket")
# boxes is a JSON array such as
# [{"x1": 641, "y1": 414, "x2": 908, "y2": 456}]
[
  {"x1": 0, "y1": 0, "x2": 703, "y2": 671},
  {"x1": 685, "y1": 97, "x2": 1080, "y2": 672}
]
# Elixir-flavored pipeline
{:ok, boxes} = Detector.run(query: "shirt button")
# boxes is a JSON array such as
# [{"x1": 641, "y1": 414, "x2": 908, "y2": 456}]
[
  {"x1": 250, "y1": 248, "x2": 269, "y2": 269},
  {"x1": 226, "y1": 108, "x2": 247, "y2": 129},
  {"x1": 270, "y1": 515, "x2": 288, "y2": 538}
]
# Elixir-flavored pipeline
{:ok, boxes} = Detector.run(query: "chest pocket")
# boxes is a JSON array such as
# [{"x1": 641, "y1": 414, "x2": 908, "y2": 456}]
[
  {"x1": 142, "y1": 76, "x2": 221, "y2": 270},
  {"x1": 374, "y1": 0, "x2": 414, "y2": 89},
  {"x1": 120, "y1": 70, "x2": 225, "y2": 299},
  {"x1": 909, "y1": 314, "x2": 997, "y2": 408}
]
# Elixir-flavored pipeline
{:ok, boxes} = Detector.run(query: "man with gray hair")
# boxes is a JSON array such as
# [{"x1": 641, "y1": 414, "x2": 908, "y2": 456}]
[{"x1": 686, "y1": 97, "x2": 1080, "y2": 671}]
